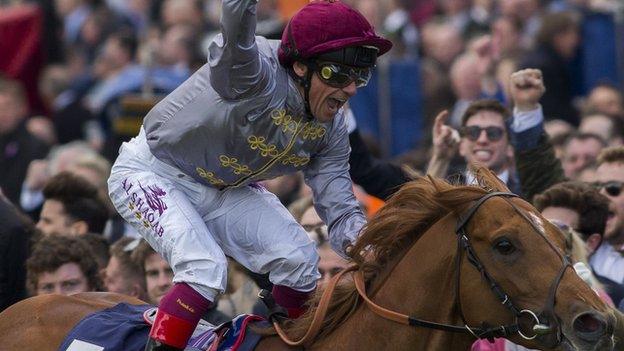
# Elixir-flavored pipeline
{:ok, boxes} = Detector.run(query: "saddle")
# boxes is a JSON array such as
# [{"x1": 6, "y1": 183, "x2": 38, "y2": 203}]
[
  {"x1": 58, "y1": 303, "x2": 268, "y2": 351},
  {"x1": 143, "y1": 308, "x2": 268, "y2": 351}
]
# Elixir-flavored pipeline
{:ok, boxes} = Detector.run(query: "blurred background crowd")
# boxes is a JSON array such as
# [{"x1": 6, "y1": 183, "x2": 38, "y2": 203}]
[{"x1": 1, "y1": 0, "x2": 624, "y2": 341}]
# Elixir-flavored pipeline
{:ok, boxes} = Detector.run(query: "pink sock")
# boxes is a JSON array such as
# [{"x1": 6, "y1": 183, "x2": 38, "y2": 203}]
[
  {"x1": 272, "y1": 285, "x2": 313, "y2": 319},
  {"x1": 150, "y1": 283, "x2": 212, "y2": 348}
]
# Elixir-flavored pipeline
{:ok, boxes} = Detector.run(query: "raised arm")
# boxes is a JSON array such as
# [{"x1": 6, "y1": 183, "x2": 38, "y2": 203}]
[
  {"x1": 208, "y1": 0, "x2": 269, "y2": 99},
  {"x1": 509, "y1": 69, "x2": 566, "y2": 202},
  {"x1": 427, "y1": 110, "x2": 460, "y2": 179}
]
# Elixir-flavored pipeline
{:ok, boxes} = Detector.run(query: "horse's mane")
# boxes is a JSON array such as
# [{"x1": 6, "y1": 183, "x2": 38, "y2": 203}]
[{"x1": 283, "y1": 166, "x2": 511, "y2": 340}]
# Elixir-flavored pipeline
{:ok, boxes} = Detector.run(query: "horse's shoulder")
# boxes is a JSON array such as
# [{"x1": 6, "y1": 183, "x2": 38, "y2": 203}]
[{"x1": 70, "y1": 292, "x2": 147, "y2": 306}]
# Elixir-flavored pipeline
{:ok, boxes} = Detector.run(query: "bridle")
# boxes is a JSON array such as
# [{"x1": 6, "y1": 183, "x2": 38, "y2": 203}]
[
  {"x1": 451, "y1": 192, "x2": 571, "y2": 343},
  {"x1": 272, "y1": 191, "x2": 572, "y2": 348}
]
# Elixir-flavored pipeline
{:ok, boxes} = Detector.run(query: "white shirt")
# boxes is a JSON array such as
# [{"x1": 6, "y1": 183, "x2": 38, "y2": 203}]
[{"x1": 590, "y1": 243, "x2": 624, "y2": 283}]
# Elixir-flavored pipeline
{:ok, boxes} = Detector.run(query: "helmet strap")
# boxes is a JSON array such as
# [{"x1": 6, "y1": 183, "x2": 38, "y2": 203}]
[{"x1": 288, "y1": 64, "x2": 315, "y2": 120}]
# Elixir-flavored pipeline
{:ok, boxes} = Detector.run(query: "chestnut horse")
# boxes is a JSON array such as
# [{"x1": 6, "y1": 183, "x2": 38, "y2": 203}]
[{"x1": 0, "y1": 169, "x2": 620, "y2": 350}]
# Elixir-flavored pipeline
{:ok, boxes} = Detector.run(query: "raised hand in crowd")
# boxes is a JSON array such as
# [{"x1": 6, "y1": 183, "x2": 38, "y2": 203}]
[
  {"x1": 509, "y1": 68, "x2": 546, "y2": 112},
  {"x1": 23, "y1": 160, "x2": 49, "y2": 193},
  {"x1": 471, "y1": 35, "x2": 496, "y2": 77},
  {"x1": 427, "y1": 110, "x2": 460, "y2": 178}
]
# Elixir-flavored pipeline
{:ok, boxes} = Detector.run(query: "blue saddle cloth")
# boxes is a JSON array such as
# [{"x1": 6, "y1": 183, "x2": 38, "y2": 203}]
[
  {"x1": 57, "y1": 303, "x2": 267, "y2": 351},
  {"x1": 58, "y1": 303, "x2": 151, "y2": 351}
]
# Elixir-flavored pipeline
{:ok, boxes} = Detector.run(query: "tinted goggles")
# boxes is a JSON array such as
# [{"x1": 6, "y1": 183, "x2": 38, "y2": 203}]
[
  {"x1": 314, "y1": 62, "x2": 372, "y2": 89},
  {"x1": 460, "y1": 126, "x2": 505, "y2": 142},
  {"x1": 593, "y1": 181, "x2": 624, "y2": 197}
]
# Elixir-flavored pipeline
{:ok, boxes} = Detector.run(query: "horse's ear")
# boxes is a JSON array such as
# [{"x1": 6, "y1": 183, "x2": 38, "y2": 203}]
[
  {"x1": 470, "y1": 164, "x2": 511, "y2": 193},
  {"x1": 427, "y1": 174, "x2": 451, "y2": 193}
]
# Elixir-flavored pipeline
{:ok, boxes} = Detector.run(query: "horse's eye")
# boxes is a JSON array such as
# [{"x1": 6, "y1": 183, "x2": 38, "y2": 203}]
[{"x1": 494, "y1": 238, "x2": 515, "y2": 255}]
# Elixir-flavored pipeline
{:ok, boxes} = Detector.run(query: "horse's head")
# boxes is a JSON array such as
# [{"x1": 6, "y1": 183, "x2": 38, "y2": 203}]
[{"x1": 443, "y1": 168, "x2": 615, "y2": 350}]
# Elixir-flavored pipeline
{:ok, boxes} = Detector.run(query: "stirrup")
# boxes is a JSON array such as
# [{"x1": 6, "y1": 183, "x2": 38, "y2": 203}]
[
  {"x1": 258, "y1": 289, "x2": 288, "y2": 323},
  {"x1": 144, "y1": 337, "x2": 184, "y2": 351}
]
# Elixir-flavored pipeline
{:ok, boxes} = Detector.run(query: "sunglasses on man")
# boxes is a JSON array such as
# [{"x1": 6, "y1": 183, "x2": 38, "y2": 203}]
[
  {"x1": 593, "y1": 181, "x2": 624, "y2": 197},
  {"x1": 460, "y1": 126, "x2": 506, "y2": 142},
  {"x1": 312, "y1": 61, "x2": 372, "y2": 89}
]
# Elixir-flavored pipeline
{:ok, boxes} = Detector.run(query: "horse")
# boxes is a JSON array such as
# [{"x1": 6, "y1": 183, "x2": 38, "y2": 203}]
[{"x1": 0, "y1": 169, "x2": 620, "y2": 350}]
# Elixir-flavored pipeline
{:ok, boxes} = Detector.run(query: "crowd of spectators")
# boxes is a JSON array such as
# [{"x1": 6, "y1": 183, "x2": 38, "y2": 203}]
[{"x1": 0, "y1": 1, "x2": 624, "y2": 349}]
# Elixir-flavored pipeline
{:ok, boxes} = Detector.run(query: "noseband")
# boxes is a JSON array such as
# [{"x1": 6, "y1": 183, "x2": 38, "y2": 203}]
[{"x1": 272, "y1": 191, "x2": 572, "y2": 347}]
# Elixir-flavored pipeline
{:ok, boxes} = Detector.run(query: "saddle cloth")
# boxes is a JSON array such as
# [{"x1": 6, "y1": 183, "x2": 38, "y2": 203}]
[{"x1": 57, "y1": 303, "x2": 268, "y2": 351}]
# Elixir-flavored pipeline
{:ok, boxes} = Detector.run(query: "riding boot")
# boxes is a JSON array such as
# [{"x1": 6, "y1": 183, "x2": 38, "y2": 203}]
[
  {"x1": 144, "y1": 337, "x2": 184, "y2": 351},
  {"x1": 145, "y1": 283, "x2": 212, "y2": 351},
  {"x1": 261, "y1": 285, "x2": 314, "y2": 320}
]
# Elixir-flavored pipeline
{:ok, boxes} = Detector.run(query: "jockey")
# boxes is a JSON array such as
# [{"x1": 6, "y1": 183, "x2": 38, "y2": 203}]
[{"x1": 107, "y1": 0, "x2": 392, "y2": 350}]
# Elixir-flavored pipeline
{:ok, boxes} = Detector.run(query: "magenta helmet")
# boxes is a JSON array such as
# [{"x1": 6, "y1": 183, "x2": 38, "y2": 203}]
[{"x1": 278, "y1": 1, "x2": 393, "y2": 68}]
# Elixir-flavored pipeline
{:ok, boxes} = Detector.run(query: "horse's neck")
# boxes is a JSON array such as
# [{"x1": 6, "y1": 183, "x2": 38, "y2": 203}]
[{"x1": 313, "y1": 214, "x2": 476, "y2": 350}]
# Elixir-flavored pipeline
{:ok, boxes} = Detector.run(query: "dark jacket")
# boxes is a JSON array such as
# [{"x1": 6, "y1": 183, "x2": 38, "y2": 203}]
[
  {"x1": 520, "y1": 45, "x2": 579, "y2": 126},
  {"x1": 348, "y1": 129, "x2": 410, "y2": 200},
  {"x1": 513, "y1": 125, "x2": 566, "y2": 203},
  {"x1": 0, "y1": 198, "x2": 36, "y2": 311},
  {"x1": 0, "y1": 121, "x2": 49, "y2": 205}
]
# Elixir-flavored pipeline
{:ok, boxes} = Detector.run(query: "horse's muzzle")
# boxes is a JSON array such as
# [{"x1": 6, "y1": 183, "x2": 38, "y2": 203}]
[{"x1": 569, "y1": 311, "x2": 615, "y2": 351}]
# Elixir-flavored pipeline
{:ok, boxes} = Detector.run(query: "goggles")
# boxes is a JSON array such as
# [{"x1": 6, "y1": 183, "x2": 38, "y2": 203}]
[
  {"x1": 460, "y1": 126, "x2": 506, "y2": 142},
  {"x1": 313, "y1": 61, "x2": 372, "y2": 89}
]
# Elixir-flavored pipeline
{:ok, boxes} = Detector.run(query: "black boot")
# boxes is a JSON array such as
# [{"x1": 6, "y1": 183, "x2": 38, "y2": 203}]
[
  {"x1": 258, "y1": 289, "x2": 288, "y2": 323},
  {"x1": 144, "y1": 337, "x2": 184, "y2": 351}
]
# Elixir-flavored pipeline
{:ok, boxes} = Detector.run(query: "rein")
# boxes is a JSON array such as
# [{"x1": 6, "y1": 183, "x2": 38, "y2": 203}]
[{"x1": 271, "y1": 191, "x2": 571, "y2": 348}]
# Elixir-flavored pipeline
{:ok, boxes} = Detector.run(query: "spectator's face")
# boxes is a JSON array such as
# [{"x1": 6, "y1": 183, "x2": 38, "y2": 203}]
[
  {"x1": 554, "y1": 27, "x2": 580, "y2": 60},
  {"x1": 588, "y1": 87, "x2": 624, "y2": 117},
  {"x1": 159, "y1": 27, "x2": 186, "y2": 66},
  {"x1": 492, "y1": 18, "x2": 520, "y2": 56},
  {"x1": 100, "y1": 38, "x2": 129, "y2": 72},
  {"x1": 300, "y1": 206, "x2": 328, "y2": 244},
  {"x1": 144, "y1": 253, "x2": 173, "y2": 304},
  {"x1": 103, "y1": 256, "x2": 131, "y2": 295},
  {"x1": 595, "y1": 162, "x2": 624, "y2": 242},
  {"x1": 36, "y1": 262, "x2": 89, "y2": 295},
  {"x1": 54, "y1": 0, "x2": 80, "y2": 17},
  {"x1": 562, "y1": 138, "x2": 603, "y2": 180},
  {"x1": 0, "y1": 92, "x2": 26, "y2": 135},
  {"x1": 541, "y1": 206, "x2": 579, "y2": 229},
  {"x1": 459, "y1": 111, "x2": 509, "y2": 174},
  {"x1": 37, "y1": 199, "x2": 84, "y2": 236},
  {"x1": 450, "y1": 56, "x2": 481, "y2": 100},
  {"x1": 579, "y1": 115, "x2": 613, "y2": 144},
  {"x1": 317, "y1": 245, "x2": 349, "y2": 287}
]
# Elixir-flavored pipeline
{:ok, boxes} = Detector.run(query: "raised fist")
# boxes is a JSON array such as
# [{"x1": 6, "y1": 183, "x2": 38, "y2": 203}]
[{"x1": 509, "y1": 68, "x2": 545, "y2": 111}]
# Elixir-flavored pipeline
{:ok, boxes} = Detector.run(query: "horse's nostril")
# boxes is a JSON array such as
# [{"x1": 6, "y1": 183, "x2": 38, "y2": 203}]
[{"x1": 573, "y1": 312, "x2": 606, "y2": 340}]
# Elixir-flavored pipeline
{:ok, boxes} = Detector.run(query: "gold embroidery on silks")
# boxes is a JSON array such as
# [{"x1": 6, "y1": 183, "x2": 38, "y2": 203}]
[
  {"x1": 300, "y1": 123, "x2": 326, "y2": 140},
  {"x1": 271, "y1": 109, "x2": 297, "y2": 134},
  {"x1": 193, "y1": 112, "x2": 312, "y2": 189},
  {"x1": 281, "y1": 154, "x2": 310, "y2": 167},
  {"x1": 219, "y1": 155, "x2": 252, "y2": 175},
  {"x1": 196, "y1": 167, "x2": 226, "y2": 186},
  {"x1": 247, "y1": 136, "x2": 279, "y2": 157}
]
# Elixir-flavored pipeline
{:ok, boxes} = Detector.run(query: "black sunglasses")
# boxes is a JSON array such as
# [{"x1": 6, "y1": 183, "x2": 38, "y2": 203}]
[
  {"x1": 460, "y1": 126, "x2": 505, "y2": 142},
  {"x1": 593, "y1": 181, "x2": 624, "y2": 197},
  {"x1": 313, "y1": 61, "x2": 372, "y2": 89}
]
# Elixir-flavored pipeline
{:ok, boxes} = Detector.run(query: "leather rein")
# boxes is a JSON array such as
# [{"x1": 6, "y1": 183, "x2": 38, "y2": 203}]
[{"x1": 272, "y1": 191, "x2": 571, "y2": 348}]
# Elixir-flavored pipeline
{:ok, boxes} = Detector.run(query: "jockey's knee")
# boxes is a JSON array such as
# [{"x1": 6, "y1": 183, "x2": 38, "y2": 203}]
[
  {"x1": 172, "y1": 255, "x2": 229, "y2": 301},
  {"x1": 269, "y1": 243, "x2": 320, "y2": 291}
]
